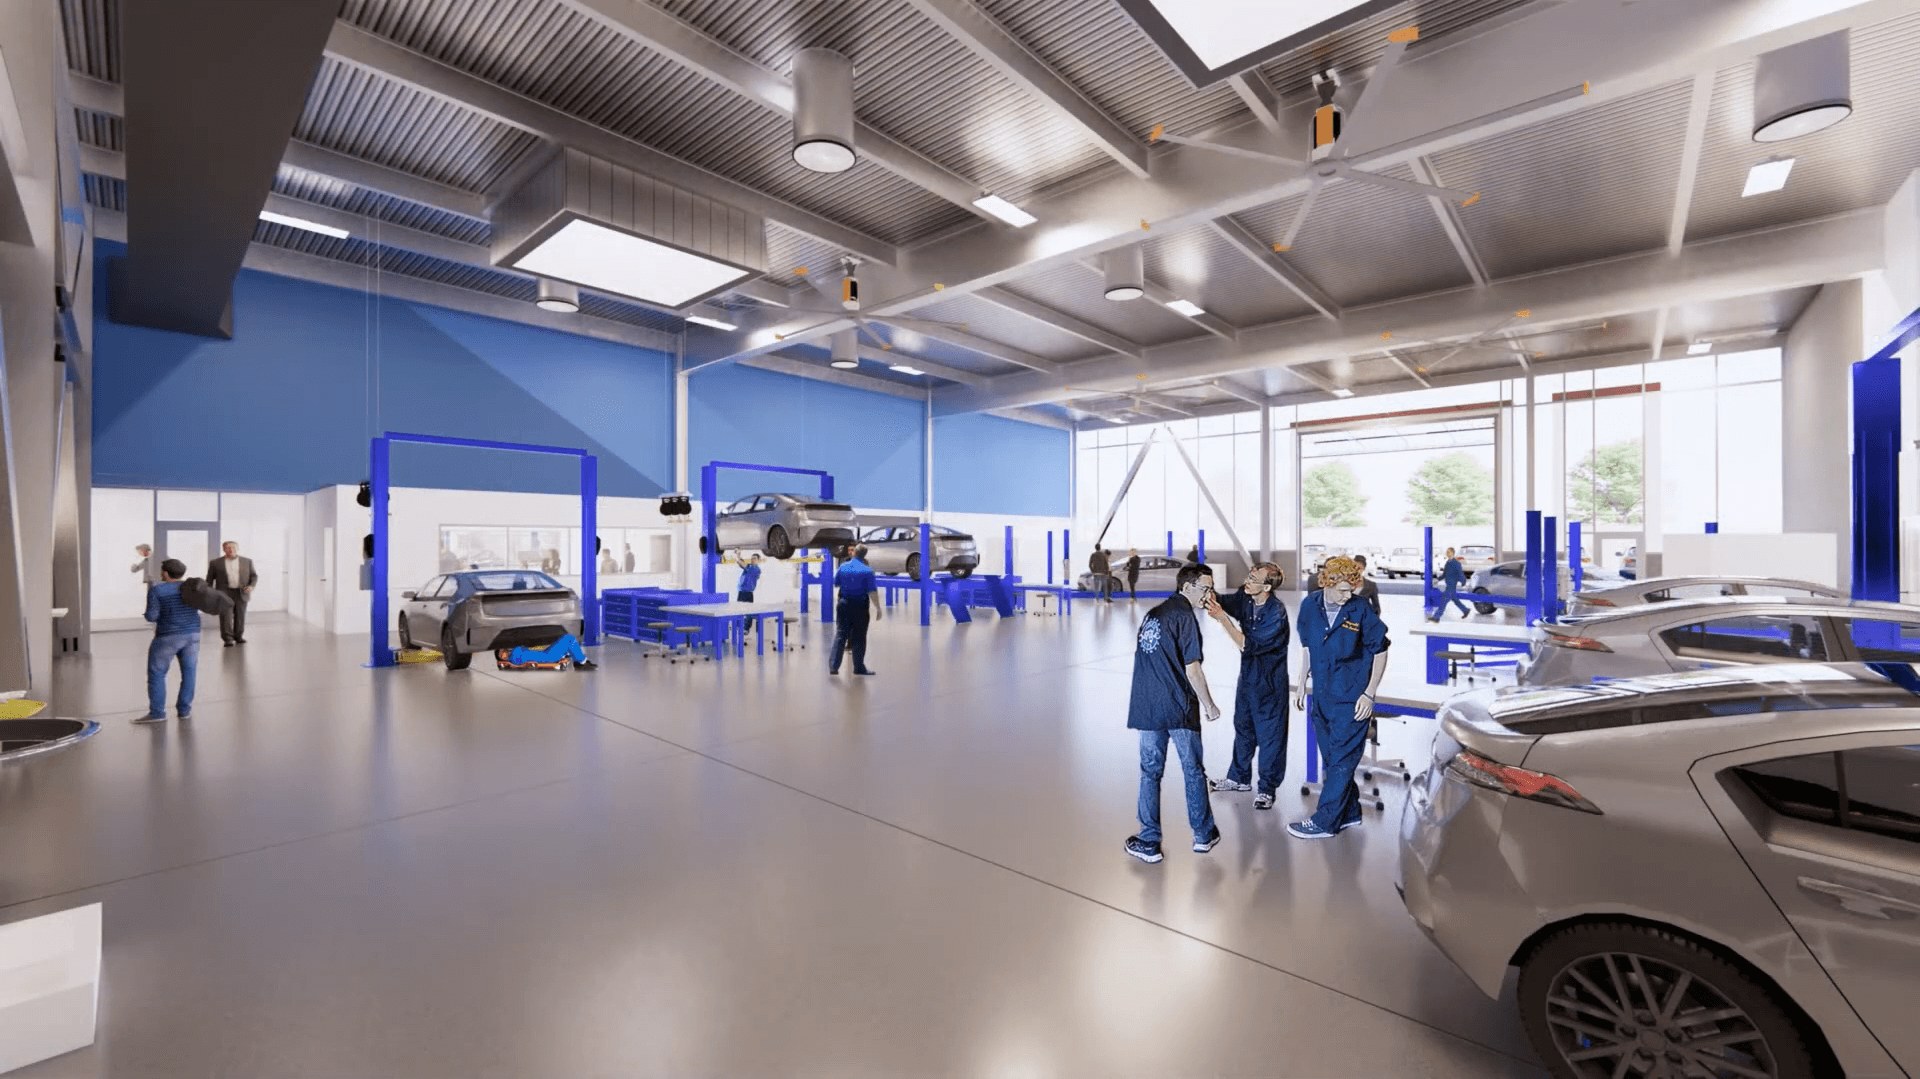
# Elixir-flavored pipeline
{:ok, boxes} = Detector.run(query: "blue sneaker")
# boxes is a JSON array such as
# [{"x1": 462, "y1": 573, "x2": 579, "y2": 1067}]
[
  {"x1": 1287, "y1": 819, "x2": 1337, "y2": 840},
  {"x1": 1124, "y1": 835, "x2": 1164, "y2": 863},
  {"x1": 1192, "y1": 828, "x2": 1222, "y2": 853},
  {"x1": 1336, "y1": 817, "x2": 1363, "y2": 833},
  {"x1": 133, "y1": 713, "x2": 166, "y2": 724}
]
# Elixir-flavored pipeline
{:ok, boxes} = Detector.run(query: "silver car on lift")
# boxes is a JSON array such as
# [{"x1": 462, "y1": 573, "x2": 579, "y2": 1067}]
[
  {"x1": 710, "y1": 492, "x2": 859, "y2": 560},
  {"x1": 857, "y1": 525, "x2": 979, "y2": 580},
  {"x1": 1400, "y1": 663, "x2": 1919, "y2": 1079}
]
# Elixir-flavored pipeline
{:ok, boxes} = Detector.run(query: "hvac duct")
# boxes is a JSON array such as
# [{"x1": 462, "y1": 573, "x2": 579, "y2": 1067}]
[
  {"x1": 1753, "y1": 30, "x2": 1851, "y2": 143},
  {"x1": 1102, "y1": 246, "x2": 1144, "y2": 301},
  {"x1": 792, "y1": 48, "x2": 857, "y2": 173}
]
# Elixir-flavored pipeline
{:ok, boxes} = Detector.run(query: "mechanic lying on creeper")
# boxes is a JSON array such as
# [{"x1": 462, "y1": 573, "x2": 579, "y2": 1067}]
[{"x1": 497, "y1": 633, "x2": 597, "y2": 670}]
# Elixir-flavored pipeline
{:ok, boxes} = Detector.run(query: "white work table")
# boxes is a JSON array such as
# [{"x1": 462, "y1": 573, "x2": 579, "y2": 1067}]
[{"x1": 1408, "y1": 620, "x2": 1536, "y2": 684}]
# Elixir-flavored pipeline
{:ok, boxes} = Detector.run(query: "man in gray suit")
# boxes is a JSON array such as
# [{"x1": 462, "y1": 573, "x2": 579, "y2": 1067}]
[{"x1": 206, "y1": 540, "x2": 257, "y2": 647}]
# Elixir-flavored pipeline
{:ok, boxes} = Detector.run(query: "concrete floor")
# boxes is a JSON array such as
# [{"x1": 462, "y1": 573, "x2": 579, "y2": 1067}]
[{"x1": 3, "y1": 594, "x2": 1545, "y2": 1078}]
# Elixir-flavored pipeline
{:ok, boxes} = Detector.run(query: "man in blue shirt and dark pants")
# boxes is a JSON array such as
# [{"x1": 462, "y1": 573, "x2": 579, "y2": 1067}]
[
  {"x1": 140, "y1": 558, "x2": 200, "y2": 724},
  {"x1": 1204, "y1": 561, "x2": 1292, "y2": 810},
  {"x1": 1125, "y1": 563, "x2": 1223, "y2": 863},
  {"x1": 829, "y1": 544, "x2": 881, "y2": 676},
  {"x1": 736, "y1": 554, "x2": 763, "y2": 602}
]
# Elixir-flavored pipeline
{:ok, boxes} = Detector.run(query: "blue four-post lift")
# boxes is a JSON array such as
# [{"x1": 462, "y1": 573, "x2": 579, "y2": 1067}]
[{"x1": 368, "y1": 432, "x2": 599, "y2": 669}]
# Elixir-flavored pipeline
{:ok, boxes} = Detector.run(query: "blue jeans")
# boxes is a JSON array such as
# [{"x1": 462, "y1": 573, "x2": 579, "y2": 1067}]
[
  {"x1": 1440, "y1": 584, "x2": 1469, "y2": 616},
  {"x1": 1137, "y1": 728, "x2": 1215, "y2": 844},
  {"x1": 1308, "y1": 696, "x2": 1368, "y2": 831},
  {"x1": 147, "y1": 633, "x2": 199, "y2": 716},
  {"x1": 508, "y1": 634, "x2": 586, "y2": 665},
  {"x1": 1226, "y1": 653, "x2": 1289, "y2": 795},
  {"x1": 830, "y1": 600, "x2": 870, "y2": 672}
]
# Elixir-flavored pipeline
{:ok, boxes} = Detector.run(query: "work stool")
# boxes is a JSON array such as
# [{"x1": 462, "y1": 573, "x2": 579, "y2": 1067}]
[
  {"x1": 638, "y1": 621, "x2": 675, "y2": 658},
  {"x1": 1438, "y1": 647, "x2": 1486, "y2": 684},
  {"x1": 668, "y1": 626, "x2": 709, "y2": 663},
  {"x1": 1356, "y1": 717, "x2": 1412, "y2": 809},
  {"x1": 781, "y1": 615, "x2": 803, "y2": 649}
]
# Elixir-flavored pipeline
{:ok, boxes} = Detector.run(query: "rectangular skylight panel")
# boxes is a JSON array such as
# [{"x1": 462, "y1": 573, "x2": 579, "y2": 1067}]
[
  {"x1": 1742, "y1": 158, "x2": 1795, "y2": 197},
  {"x1": 1147, "y1": 0, "x2": 1374, "y2": 68},
  {"x1": 512, "y1": 219, "x2": 749, "y2": 307},
  {"x1": 259, "y1": 210, "x2": 349, "y2": 239},
  {"x1": 1164, "y1": 299, "x2": 1206, "y2": 317}
]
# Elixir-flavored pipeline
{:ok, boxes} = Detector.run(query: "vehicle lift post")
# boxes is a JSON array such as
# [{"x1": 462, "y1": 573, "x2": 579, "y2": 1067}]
[
  {"x1": 1544, "y1": 515, "x2": 1559, "y2": 621},
  {"x1": 919, "y1": 523, "x2": 933, "y2": 627},
  {"x1": 700, "y1": 460, "x2": 837, "y2": 623},
  {"x1": 1568, "y1": 521, "x2": 1583, "y2": 595},
  {"x1": 1524, "y1": 509, "x2": 1544, "y2": 626},
  {"x1": 1045, "y1": 532, "x2": 1054, "y2": 584},
  {"x1": 1853, "y1": 305, "x2": 1918, "y2": 604},
  {"x1": 1004, "y1": 525, "x2": 1014, "y2": 577},
  {"x1": 368, "y1": 432, "x2": 599, "y2": 669},
  {"x1": 1197, "y1": 530, "x2": 1205, "y2": 563},
  {"x1": 1422, "y1": 525, "x2": 1436, "y2": 618}
]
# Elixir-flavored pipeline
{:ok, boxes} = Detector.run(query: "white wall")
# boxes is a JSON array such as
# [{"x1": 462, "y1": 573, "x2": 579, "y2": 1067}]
[
  {"x1": 1783, "y1": 280, "x2": 1862, "y2": 590},
  {"x1": 88, "y1": 488, "x2": 154, "y2": 624},
  {"x1": 88, "y1": 487, "x2": 306, "y2": 629}
]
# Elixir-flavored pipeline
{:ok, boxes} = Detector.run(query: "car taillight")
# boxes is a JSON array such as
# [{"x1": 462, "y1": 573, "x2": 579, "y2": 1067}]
[
  {"x1": 1541, "y1": 633, "x2": 1612, "y2": 652},
  {"x1": 1444, "y1": 751, "x2": 1601, "y2": 814},
  {"x1": 1579, "y1": 597, "x2": 1616, "y2": 607}
]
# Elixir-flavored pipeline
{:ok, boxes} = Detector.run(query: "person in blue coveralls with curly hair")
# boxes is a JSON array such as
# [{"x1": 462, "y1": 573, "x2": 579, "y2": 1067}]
[
  {"x1": 1290, "y1": 555, "x2": 1390, "y2": 840},
  {"x1": 1124, "y1": 562, "x2": 1224, "y2": 864}
]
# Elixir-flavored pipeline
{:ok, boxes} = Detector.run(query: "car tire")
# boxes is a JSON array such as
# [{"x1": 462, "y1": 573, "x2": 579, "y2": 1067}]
[
  {"x1": 441, "y1": 625, "x2": 471, "y2": 671},
  {"x1": 697, "y1": 535, "x2": 709, "y2": 555},
  {"x1": 950, "y1": 565, "x2": 972, "y2": 579},
  {"x1": 765, "y1": 526, "x2": 794, "y2": 560},
  {"x1": 398, "y1": 614, "x2": 415, "y2": 650},
  {"x1": 906, "y1": 554, "x2": 921, "y2": 581},
  {"x1": 1518, "y1": 921, "x2": 1826, "y2": 1079},
  {"x1": 1472, "y1": 587, "x2": 1496, "y2": 615}
]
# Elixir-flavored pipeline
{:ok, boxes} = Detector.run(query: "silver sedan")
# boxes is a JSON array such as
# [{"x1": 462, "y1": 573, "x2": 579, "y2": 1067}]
[
  {"x1": 1568, "y1": 575, "x2": 1845, "y2": 617},
  {"x1": 1520, "y1": 595, "x2": 1920, "y2": 686},
  {"x1": 398, "y1": 570, "x2": 582, "y2": 671},
  {"x1": 1465, "y1": 560, "x2": 1576, "y2": 614},
  {"x1": 1399, "y1": 662, "x2": 1919, "y2": 1079},
  {"x1": 857, "y1": 525, "x2": 979, "y2": 580},
  {"x1": 710, "y1": 492, "x2": 858, "y2": 559},
  {"x1": 1077, "y1": 554, "x2": 1185, "y2": 594}
]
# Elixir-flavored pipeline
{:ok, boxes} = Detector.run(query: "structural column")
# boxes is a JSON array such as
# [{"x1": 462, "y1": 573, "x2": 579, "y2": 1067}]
[{"x1": 1783, "y1": 279, "x2": 1862, "y2": 589}]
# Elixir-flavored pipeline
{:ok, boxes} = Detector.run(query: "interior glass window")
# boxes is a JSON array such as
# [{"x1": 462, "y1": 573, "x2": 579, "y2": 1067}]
[{"x1": 1661, "y1": 614, "x2": 1830, "y2": 661}]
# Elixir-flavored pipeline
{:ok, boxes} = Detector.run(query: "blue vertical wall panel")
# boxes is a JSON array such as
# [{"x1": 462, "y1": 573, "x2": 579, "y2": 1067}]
[
  {"x1": 932, "y1": 412, "x2": 1069, "y2": 517},
  {"x1": 688, "y1": 363, "x2": 924, "y2": 509},
  {"x1": 90, "y1": 240, "x2": 673, "y2": 496}
]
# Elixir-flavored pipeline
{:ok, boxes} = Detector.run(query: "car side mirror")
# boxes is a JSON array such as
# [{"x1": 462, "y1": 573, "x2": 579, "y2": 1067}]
[{"x1": 402, "y1": 591, "x2": 416, "y2": 599}]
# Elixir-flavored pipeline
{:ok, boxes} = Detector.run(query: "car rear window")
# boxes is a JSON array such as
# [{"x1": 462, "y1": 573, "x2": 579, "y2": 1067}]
[
  {"x1": 1499, "y1": 689, "x2": 1914, "y2": 735},
  {"x1": 1731, "y1": 744, "x2": 1920, "y2": 843},
  {"x1": 464, "y1": 572, "x2": 563, "y2": 592}
]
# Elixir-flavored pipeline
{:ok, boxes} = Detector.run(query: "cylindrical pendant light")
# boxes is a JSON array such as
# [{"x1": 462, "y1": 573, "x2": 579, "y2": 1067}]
[
  {"x1": 1753, "y1": 29, "x2": 1851, "y2": 143},
  {"x1": 793, "y1": 48, "x2": 857, "y2": 173},
  {"x1": 1102, "y1": 246, "x2": 1144, "y2": 301},
  {"x1": 829, "y1": 329, "x2": 859, "y2": 369},
  {"x1": 535, "y1": 278, "x2": 579, "y2": 313}
]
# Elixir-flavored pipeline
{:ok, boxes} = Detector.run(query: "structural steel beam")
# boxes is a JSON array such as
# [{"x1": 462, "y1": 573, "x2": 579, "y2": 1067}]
[
  {"x1": 885, "y1": 316, "x2": 1063, "y2": 374},
  {"x1": 934, "y1": 207, "x2": 1883, "y2": 414},
  {"x1": 902, "y1": 0, "x2": 1150, "y2": 179},
  {"x1": 1207, "y1": 216, "x2": 1339, "y2": 319},
  {"x1": 1227, "y1": 72, "x2": 1284, "y2": 134},
  {"x1": 1407, "y1": 156, "x2": 1488, "y2": 287},
  {"x1": 1668, "y1": 71, "x2": 1716, "y2": 254},
  {"x1": 1383, "y1": 349, "x2": 1433, "y2": 388},
  {"x1": 1208, "y1": 379, "x2": 1269, "y2": 406},
  {"x1": 552, "y1": 0, "x2": 1001, "y2": 224},
  {"x1": 747, "y1": 352, "x2": 926, "y2": 400},
  {"x1": 323, "y1": 20, "x2": 898, "y2": 266},
  {"x1": 974, "y1": 285, "x2": 1144, "y2": 358}
]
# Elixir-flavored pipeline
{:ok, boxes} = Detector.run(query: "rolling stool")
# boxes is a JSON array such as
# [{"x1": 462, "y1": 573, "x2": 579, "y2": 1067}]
[
  {"x1": 668, "y1": 626, "x2": 708, "y2": 663},
  {"x1": 1356, "y1": 717, "x2": 1412, "y2": 806},
  {"x1": 1438, "y1": 646, "x2": 1484, "y2": 683},
  {"x1": 640, "y1": 621, "x2": 675, "y2": 658},
  {"x1": 781, "y1": 615, "x2": 803, "y2": 650}
]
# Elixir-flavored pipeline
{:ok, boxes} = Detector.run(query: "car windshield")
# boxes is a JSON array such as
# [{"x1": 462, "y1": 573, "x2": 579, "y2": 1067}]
[
  {"x1": 462, "y1": 572, "x2": 563, "y2": 592},
  {"x1": 931, "y1": 526, "x2": 964, "y2": 536}
]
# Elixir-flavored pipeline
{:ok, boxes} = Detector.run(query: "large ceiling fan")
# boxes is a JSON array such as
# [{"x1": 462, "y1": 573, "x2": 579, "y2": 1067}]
[
  {"x1": 1149, "y1": 25, "x2": 1484, "y2": 252},
  {"x1": 768, "y1": 255, "x2": 972, "y2": 360}
]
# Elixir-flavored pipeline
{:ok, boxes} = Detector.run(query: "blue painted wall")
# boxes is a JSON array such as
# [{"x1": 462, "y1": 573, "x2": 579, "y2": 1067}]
[
  {"x1": 688, "y1": 363, "x2": 925, "y2": 509},
  {"x1": 932, "y1": 412, "x2": 1070, "y2": 517},
  {"x1": 91, "y1": 240, "x2": 673, "y2": 496}
]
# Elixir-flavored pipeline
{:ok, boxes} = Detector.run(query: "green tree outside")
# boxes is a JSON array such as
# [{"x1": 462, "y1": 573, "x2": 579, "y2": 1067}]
[
  {"x1": 1569, "y1": 439, "x2": 1644, "y2": 524},
  {"x1": 1404, "y1": 452, "x2": 1494, "y2": 526},
  {"x1": 1303, "y1": 461, "x2": 1368, "y2": 527}
]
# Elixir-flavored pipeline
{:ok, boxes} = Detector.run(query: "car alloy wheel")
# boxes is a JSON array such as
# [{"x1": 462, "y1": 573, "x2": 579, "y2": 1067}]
[
  {"x1": 906, "y1": 553, "x2": 921, "y2": 581},
  {"x1": 765, "y1": 526, "x2": 794, "y2": 560},
  {"x1": 1519, "y1": 922, "x2": 1822, "y2": 1079},
  {"x1": 398, "y1": 614, "x2": 414, "y2": 650},
  {"x1": 1472, "y1": 586, "x2": 1497, "y2": 615},
  {"x1": 441, "y1": 625, "x2": 471, "y2": 671}
]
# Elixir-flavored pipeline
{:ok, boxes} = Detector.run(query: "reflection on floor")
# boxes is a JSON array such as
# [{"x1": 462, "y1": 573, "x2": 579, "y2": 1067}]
[{"x1": 3, "y1": 594, "x2": 1546, "y2": 1077}]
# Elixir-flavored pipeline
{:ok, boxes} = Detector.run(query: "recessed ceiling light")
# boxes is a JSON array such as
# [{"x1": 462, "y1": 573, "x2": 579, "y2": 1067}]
[
  {"x1": 792, "y1": 48, "x2": 857, "y2": 173},
  {"x1": 1165, "y1": 299, "x2": 1205, "y2": 318},
  {"x1": 972, "y1": 194, "x2": 1037, "y2": 227},
  {"x1": 1687, "y1": 342, "x2": 1713, "y2": 355},
  {"x1": 1329, "y1": 387, "x2": 1354, "y2": 398},
  {"x1": 510, "y1": 218, "x2": 751, "y2": 308},
  {"x1": 829, "y1": 359, "x2": 860, "y2": 370},
  {"x1": 889, "y1": 364, "x2": 925, "y2": 375},
  {"x1": 259, "y1": 210, "x2": 349, "y2": 239},
  {"x1": 685, "y1": 304, "x2": 738, "y2": 331},
  {"x1": 535, "y1": 279, "x2": 579, "y2": 314},
  {"x1": 1742, "y1": 157, "x2": 1795, "y2": 197}
]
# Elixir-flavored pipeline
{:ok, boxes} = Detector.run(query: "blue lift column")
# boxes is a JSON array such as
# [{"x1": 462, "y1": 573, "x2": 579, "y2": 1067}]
[
  {"x1": 1544, "y1": 515, "x2": 1560, "y2": 621},
  {"x1": 1851, "y1": 309, "x2": 1916, "y2": 602},
  {"x1": 918, "y1": 523, "x2": 933, "y2": 627},
  {"x1": 1569, "y1": 521, "x2": 1584, "y2": 595},
  {"x1": 1045, "y1": 532, "x2": 1054, "y2": 584},
  {"x1": 1004, "y1": 525, "x2": 1014, "y2": 576},
  {"x1": 1525, "y1": 509, "x2": 1544, "y2": 625},
  {"x1": 369, "y1": 436, "x2": 390, "y2": 668},
  {"x1": 1422, "y1": 525, "x2": 1436, "y2": 617}
]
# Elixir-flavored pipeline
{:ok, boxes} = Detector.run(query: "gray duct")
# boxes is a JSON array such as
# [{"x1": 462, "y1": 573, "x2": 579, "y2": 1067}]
[
  {"x1": 1753, "y1": 30, "x2": 1851, "y2": 143},
  {"x1": 1102, "y1": 246, "x2": 1144, "y2": 301},
  {"x1": 793, "y1": 48, "x2": 857, "y2": 173}
]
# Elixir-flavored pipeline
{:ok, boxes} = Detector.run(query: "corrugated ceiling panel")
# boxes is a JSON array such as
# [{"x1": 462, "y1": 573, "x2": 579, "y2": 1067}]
[
  {"x1": 340, "y1": 0, "x2": 969, "y2": 245},
  {"x1": 57, "y1": 0, "x2": 118, "y2": 82},
  {"x1": 858, "y1": 321, "x2": 1032, "y2": 377},
  {"x1": 781, "y1": 341, "x2": 959, "y2": 388},
  {"x1": 274, "y1": 165, "x2": 493, "y2": 245},
  {"x1": 1253, "y1": 0, "x2": 1536, "y2": 98},
  {"x1": 1232, "y1": 163, "x2": 1473, "y2": 308},
  {"x1": 995, "y1": 262, "x2": 1199, "y2": 346},
  {"x1": 1432, "y1": 80, "x2": 1694, "y2": 278},
  {"x1": 974, "y1": 0, "x2": 1244, "y2": 155},
  {"x1": 764, "y1": 221, "x2": 850, "y2": 279},
  {"x1": 74, "y1": 109, "x2": 121, "y2": 151},
  {"x1": 908, "y1": 294, "x2": 1105, "y2": 363},
  {"x1": 1667, "y1": 286, "x2": 1818, "y2": 343},
  {"x1": 82, "y1": 173, "x2": 124, "y2": 213},
  {"x1": 297, "y1": 59, "x2": 545, "y2": 192},
  {"x1": 1685, "y1": 12, "x2": 1920, "y2": 243},
  {"x1": 1142, "y1": 224, "x2": 1317, "y2": 328}
]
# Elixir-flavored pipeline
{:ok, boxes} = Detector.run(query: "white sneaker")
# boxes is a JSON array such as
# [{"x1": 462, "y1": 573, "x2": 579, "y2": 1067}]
[{"x1": 1209, "y1": 777, "x2": 1251, "y2": 792}]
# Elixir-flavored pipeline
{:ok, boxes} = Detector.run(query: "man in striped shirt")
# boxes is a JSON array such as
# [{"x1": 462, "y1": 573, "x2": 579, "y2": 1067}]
[{"x1": 139, "y1": 558, "x2": 200, "y2": 724}]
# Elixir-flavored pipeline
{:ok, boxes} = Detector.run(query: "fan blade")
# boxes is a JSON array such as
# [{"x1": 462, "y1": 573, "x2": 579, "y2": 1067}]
[
  {"x1": 1335, "y1": 26, "x2": 1417, "y2": 159},
  {"x1": 1337, "y1": 167, "x2": 1478, "y2": 204},
  {"x1": 881, "y1": 315, "x2": 971, "y2": 335},
  {"x1": 853, "y1": 320, "x2": 894, "y2": 351},
  {"x1": 1274, "y1": 183, "x2": 1322, "y2": 252},
  {"x1": 770, "y1": 316, "x2": 846, "y2": 342},
  {"x1": 1150, "y1": 130, "x2": 1307, "y2": 170}
]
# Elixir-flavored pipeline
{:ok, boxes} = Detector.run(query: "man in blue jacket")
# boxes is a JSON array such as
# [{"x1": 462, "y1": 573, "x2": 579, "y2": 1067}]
[
  {"x1": 737, "y1": 554, "x2": 763, "y2": 602},
  {"x1": 1204, "y1": 561, "x2": 1292, "y2": 810},
  {"x1": 140, "y1": 558, "x2": 200, "y2": 723},
  {"x1": 1290, "y1": 556, "x2": 1390, "y2": 839}
]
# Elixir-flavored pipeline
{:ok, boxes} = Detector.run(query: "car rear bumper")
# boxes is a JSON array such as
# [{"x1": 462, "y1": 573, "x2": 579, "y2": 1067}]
[
  {"x1": 467, "y1": 620, "x2": 582, "y2": 651},
  {"x1": 1398, "y1": 767, "x2": 1531, "y2": 998},
  {"x1": 794, "y1": 524, "x2": 856, "y2": 548}
]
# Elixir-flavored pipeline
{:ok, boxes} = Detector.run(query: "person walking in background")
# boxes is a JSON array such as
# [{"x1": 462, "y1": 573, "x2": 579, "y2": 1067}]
[
  {"x1": 599, "y1": 548, "x2": 618, "y2": 575},
  {"x1": 737, "y1": 554, "x2": 762, "y2": 602},
  {"x1": 622, "y1": 542, "x2": 636, "y2": 573},
  {"x1": 140, "y1": 559, "x2": 199, "y2": 723},
  {"x1": 131, "y1": 543, "x2": 154, "y2": 586},
  {"x1": 1124, "y1": 563, "x2": 1223, "y2": 864},
  {"x1": 1433, "y1": 546, "x2": 1469, "y2": 621},
  {"x1": 1290, "y1": 556, "x2": 1390, "y2": 839},
  {"x1": 1124, "y1": 548, "x2": 1141, "y2": 601},
  {"x1": 1205, "y1": 562, "x2": 1292, "y2": 810},
  {"x1": 205, "y1": 541, "x2": 256, "y2": 647},
  {"x1": 1352, "y1": 554, "x2": 1382, "y2": 617},
  {"x1": 1185, "y1": 544, "x2": 1200, "y2": 565},
  {"x1": 1089, "y1": 546, "x2": 1114, "y2": 603},
  {"x1": 830, "y1": 544, "x2": 882, "y2": 676}
]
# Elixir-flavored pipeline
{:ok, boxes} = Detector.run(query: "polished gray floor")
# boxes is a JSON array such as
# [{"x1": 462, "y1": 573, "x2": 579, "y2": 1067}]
[{"x1": 3, "y1": 595, "x2": 1545, "y2": 1077}]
